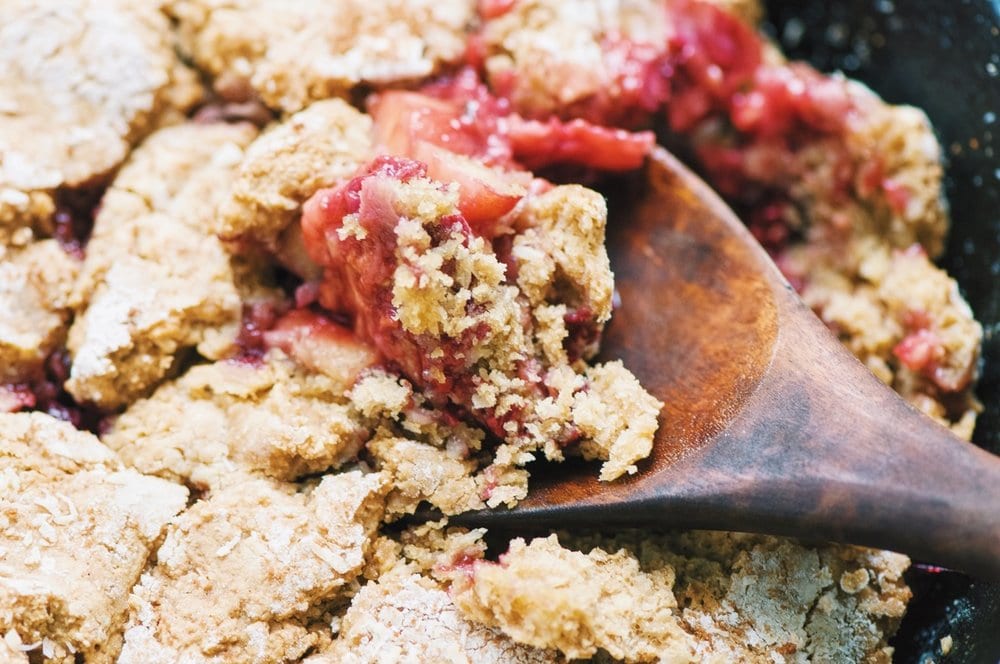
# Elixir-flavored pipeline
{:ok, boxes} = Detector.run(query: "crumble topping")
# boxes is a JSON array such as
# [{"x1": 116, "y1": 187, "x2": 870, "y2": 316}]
[
  {"x1": 442, "y1": 529, "x2": 910, "y2": 663},
  {"x1": 66, "y1": 123, "x2": 257, "y2": 409},
  {"x1": 0, "y1": 241, "x2": 78, "y2": 385},
  {"x1": 103, "y1": 353, "x2": 369, "y2": 490},
  {"x1": 452, "y1": 534, "x2": 695, "y2": 662},
  {"x1": 0, "y1": 413, "x2": 188, "y2": 663},
  {"x1": 0, "y1": 0, "x2": 190, "y2": 244},
  {"x1": 167, "y1": 0, "x2": 475, "y2": 112},
  {"x1": 798, "y1": 245, "x2": 983, "y2": 439},
  {"x1": 0, "y1": 0, "x2": 986, "y2": 660},
  {"x1": 119, "y1": 472, "x2": 385, "y2": 664},
  {"x1": 351, "y1": 369, "x2": 529, "y2": 514},
  {"x1": 216, "y1": 99, "x2": 372, "y2": 244},
  {"x1": 307, "y1": 570, "x2": 556, "y2": 664}
]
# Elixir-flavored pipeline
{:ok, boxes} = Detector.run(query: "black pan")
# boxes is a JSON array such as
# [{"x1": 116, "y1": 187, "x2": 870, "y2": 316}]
[{"x1": 764, "y1": 1, "x2": 1000, "y2": 661}]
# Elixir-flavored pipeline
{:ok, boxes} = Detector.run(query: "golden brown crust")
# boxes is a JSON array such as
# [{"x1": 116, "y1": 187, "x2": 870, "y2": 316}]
[
  {"x1": 0, "y1": 241, "x2": 79, "y2": 383},
  {"x1": 0, "y1": 413, "x2": 188, "y2": 663},
  {"x1": 311, "y1": 570, "x2": 557, "y2": 663},
  {"x1": 119, "y1": 472, "x2": 385, "y2": 664},
  {"x1": 66, "y1": 123, "x2": 258, "y2": 409},
  {"x1": 0, "y1": 0, "x2": 195, "y2": 243},
  {"x1": 444, "y1": 529, "x2": 910, "y2": 663},
  {"x1": 104, "y1": 354, "x2": 368, "y2": 490},
  {"x1": 167, "y1": 0, "x2": 474, "y2": 112},
  {"x1": 216, "y1": 99, "x2": 372, "y2": 243}
]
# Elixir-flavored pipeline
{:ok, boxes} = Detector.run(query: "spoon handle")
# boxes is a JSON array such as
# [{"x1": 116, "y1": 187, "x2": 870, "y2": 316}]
[{"x1": 672, "y1": 295, "x2": 1000, "y2": 578}]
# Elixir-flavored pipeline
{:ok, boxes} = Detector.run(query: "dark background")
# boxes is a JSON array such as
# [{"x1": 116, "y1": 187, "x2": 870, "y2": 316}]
[{"x1": 763, "y1": 1, "x2": 1000, "y2": 661}]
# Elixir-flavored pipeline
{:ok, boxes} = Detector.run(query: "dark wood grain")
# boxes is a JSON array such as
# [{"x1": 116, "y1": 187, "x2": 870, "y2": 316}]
[{"x1": 454, "y1": 147, "x2": 1000, "y2": 579}]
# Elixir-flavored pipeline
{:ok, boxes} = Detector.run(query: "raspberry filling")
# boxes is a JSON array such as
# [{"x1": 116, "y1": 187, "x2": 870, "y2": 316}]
[
  {"x1": 370, "y1": 67, "x2": 655, "y2": 178},
  {"x1": 1, "y1": 350, "x2": 105, "y2": 432}
]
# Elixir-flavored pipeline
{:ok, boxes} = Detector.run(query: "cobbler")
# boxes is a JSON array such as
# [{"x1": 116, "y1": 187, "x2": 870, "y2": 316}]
[{"x1": 0, "y1": 1, "x2": 983, "y2": 662}]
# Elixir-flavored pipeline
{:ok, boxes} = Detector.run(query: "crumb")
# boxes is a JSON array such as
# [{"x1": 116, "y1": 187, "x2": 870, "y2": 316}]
[
  {"x1": 216, "y1": 99, "x2": 372, "y2": 243},
  {"x1": 352, "y1": 369, "x2": 528, "y2": 516},
  {"x1": 0, "y1": 412, "x2": 188, "y2": 663},
  {"x1": 66, "y1": 123, "x2": 258, "y2": 409},
  {"x1": 304, "y1": 162, "x2": 661, "y2": 482},
  {"x1": 0, "y1": 241, "x2": 79, "y2": 383},
  {"x1": 368, "y1": 436, "x2": 484, "y2": 517},
  {"x1": 582, "y1": 530, "x2": 909, "y2": 663},
  {"x1": 451, "y1": 530, "x2": 911, "y2": 663},
  {"x1": 940, "y1": 634, "x2": 953, "y2": 655},
  {"x1": 451, "y1": 534, "x2": 695, "y2": 662},
  {"x1": 0, "y1": 0, "x2": 191, "y2": 242},
  {"x1": 167, "y1": 0, "x2": 474, "y2": 112},
  {"x1": 119, "y1": 472, "x2": 385, "y2": 664},
  {"x1": 477, "y1": 0, "x2": 671, "y2": 124},
  {"x1": 0, "y1": 412, "x2": 118, "y2": 479},
  {"x1": 103, "y1": 353, "x2": 369, "y2": 490},
  {"x1": 309, "y1": 570, "x2": 556, "y2": 663},
  {"x1": 800, "y1": 244, "x2": 982, "y2": 437}
]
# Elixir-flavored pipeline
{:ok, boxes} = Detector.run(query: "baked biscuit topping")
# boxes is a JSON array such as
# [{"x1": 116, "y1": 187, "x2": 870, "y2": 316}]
[{"x1": 0, "y1": 0, "x2": 195, "y2": 245}]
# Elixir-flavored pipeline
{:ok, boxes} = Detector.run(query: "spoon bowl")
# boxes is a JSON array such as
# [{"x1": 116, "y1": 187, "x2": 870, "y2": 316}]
[{"x1": 454, "y1": 147, "x2": 1000, "y2": 579}]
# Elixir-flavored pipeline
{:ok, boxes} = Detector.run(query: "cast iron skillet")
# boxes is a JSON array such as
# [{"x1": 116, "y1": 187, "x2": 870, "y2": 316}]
[{"x1": 764, "y1": 1, "x2": 1000, "y2": 661}]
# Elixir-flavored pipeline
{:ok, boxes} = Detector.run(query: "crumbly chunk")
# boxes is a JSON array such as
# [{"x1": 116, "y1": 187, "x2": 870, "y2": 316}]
[
  {"x1": 0, "y1": 412, "x2": 118, "y2": 480},
  {"x1": 0, "y1": 0, "x2": 190, "y2": 242},
  {"x1": 306, "y1": 163, "x2": 660, "y2": 482},
  {"x1": 311, "y1": 571, "x2": 556, "y2": 664},
  {"x1": 104, "y1": 354, "x2": 368, "y2": 489},
  {"x1": 0, "y1": 413, "x2": 188, "y2": 663},
  {"x1": 451, "y1": 535, "x2": 696, "y2": 662},
  {"x1": 779, "y1": 101, "x2": 950, "y2": 265},
  {"x1": 367, "y1": 436, "x2": 483, "y2": 517},
  {"x1": 167, "y1": 0, "x2": 474, "y2": 112},
  {"x1": 216, "y1": 99, "x2": 372, "y2": 243},
  {"x1": 351, "y1": 370, "x2": 529, "y2": 514},
  {"x1": 450, "y1": 530, "x2": 910, "y2": 663},
  {"x1": 119, "y1": 472, "x2": 385, "y2": 664},
  {"x1": 799, "y1": 245, "x2": 982, "y2": 438},
  {"x1": 66, "y1": 123, "x2": 258, "y2": 408},
  {"x1": 0, "y1": 241, "x2": 79, "y2": 383},
  {"x1": 478, "y1": 0, "x2": 670, "y2": 123}
]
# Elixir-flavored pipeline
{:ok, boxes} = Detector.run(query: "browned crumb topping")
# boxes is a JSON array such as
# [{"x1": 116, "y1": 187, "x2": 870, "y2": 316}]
[
  {"x1": 451, "y1": 534, "x2": 696, "y2": 661},
  {"x1": 216, "y1": 99, "x2": 372, "y2": 244},
  {"x1": 119, "y1": 472, "x2": 385, "y2": 664},
  {"x1": 0, "y1": 0, "x2": 191, "y2": 244},
  {"x1": 442, "y1": 529, "x2": 910, "y2": 663},
  {"x1": 308, "y1": 570, "x2": 557, "y2": 664},
  {"x1": 103, "y1": 353, "x2": 368, "y2": 490},
  {"x1": 0, "y1": 413, "x2": 188, "y2": 663},
  {"x1": 166, "y1": 0, "x2": 475, "y2": 112},
  {"x1": 800, "y1": 245, "x2": 982, "y2": 439},
  {"x1": 478, "y1": 0, "x2": 670, "y2": 121},
  {"x1": 351, "y1": 370, "x2": 529, "y2": 514},
  {"x1": 66, "y1": 123, "x2": 258, "y2": 409},
  {"x1": 0, "y1": 241, "x2": 79, "y2": 383}
]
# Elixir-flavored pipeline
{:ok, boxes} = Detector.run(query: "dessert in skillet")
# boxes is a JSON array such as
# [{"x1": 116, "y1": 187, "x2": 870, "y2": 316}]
[{"x1": 0, "y1": 0, "x2": 982, "y2": 662}]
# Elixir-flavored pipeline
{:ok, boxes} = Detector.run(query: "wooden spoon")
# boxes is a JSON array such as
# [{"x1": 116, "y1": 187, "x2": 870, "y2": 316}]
[{"x1": 453, "y1": 147, "x2": 1000, "y2": 579}]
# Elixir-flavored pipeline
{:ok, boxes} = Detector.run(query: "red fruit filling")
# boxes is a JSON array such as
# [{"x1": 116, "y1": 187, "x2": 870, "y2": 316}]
[
  {"x1": 2, "y1": 350, "x2": 105, "y2": 432},
  {"x1": 470, "y1": 0, "x2": 899, "y2": 257},
  {"x1": 369, "y1": 67, "x2": 654, "y2": 177}
]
